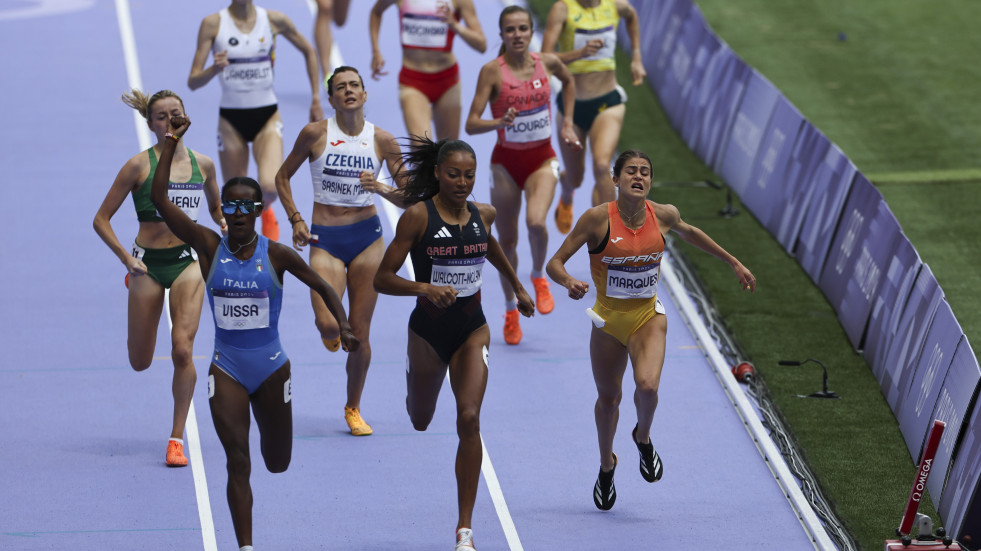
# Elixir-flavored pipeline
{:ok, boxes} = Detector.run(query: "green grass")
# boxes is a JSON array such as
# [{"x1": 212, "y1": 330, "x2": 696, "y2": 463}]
[{"x1": 528, "y1": 1, "x2": 981, "y2": 549}]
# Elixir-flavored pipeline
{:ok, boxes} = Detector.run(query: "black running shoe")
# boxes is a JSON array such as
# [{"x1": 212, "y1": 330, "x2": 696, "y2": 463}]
[
  {"x1": 633, "y1": 424, "x2": 663, "y2": 482},
  {"x1": 593, "y1": 453, "x2": 617, "y2": 510}
]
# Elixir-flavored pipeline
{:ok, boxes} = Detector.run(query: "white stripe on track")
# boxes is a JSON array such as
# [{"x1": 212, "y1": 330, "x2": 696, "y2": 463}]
[
  {"x1": 306, "y1": 3, "x2": 522, "y2": 545},
  {"x1": 113, "y1": 1, "x2": 217, "y2": 549}
]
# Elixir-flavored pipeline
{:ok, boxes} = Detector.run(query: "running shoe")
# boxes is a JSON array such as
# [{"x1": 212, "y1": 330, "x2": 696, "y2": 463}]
[
  {"x1": 633, "y1": 424, "x2": 663, "y2": 483},
  {"x1": 503, "y1": 309, "x2": 522, "y2": 345},
  {"x1": 166, "y1": 439, "x2": 188, "y2": 467},
  {"x1": 593, "y1": 453, "x2": 617, "y2": 510},
  {"x1": 124, "y1": 273, "x2": 130, "y2": 289},
  {"x1": 455, "y1": 528, "x2": 476, "y2": 551},
  {"x1": 344, "y1": 406, "x2": 373, "y2": 436},
  {"x1": 554, "y1": 199, "x2": 573, "y2": 235},
  {"x1": 531, "y1": 277, "x2": 554, "y2": 315},
  {"x1": 323, "y1": 336, "x2": 341, "y2": 352},
  {"x1": 261, "y1": 208, "x2": 280, "y2": 241}
]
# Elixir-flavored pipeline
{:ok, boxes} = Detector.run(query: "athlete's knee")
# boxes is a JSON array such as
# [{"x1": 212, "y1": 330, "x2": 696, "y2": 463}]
[
  {"x1": 456, "y1": 407, "x2": 480, "y2": 439},
  {"x1": 635, "y1": 382, "x2": 659, "y2": 400},
  {"x1": 170, "y1": 342, "x2": 196, "y2": 370},
  {"x1": 128, "y1": 349, "x2": 153, "y2": 372},
  {"x1": 497, "y1": 232, "x2": 519, "y2": 254},
  {"x1": 262, "y1": 448, "x2": 291, "y2": 474},
  {"x1": 525, "y1": 216, "x2": 547, "y2": 236},
  {"x1": 226, "y1": 448, "x2": 252, "y2": 480},
  {"x1": 596, "y1": 389, "x2": 623, "y2": 410},
  {"x1": 407, "y1": 396, "x2": 435, "y2": 431}
]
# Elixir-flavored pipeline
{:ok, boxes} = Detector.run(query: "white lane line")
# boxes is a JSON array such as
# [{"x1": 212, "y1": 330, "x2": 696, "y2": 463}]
[
  {"x1": 113, "y1": 1, "x2": 216, "y2": 549},
  {"x1": 305, "y1": 5, "x2": 522, "y2": 545}
]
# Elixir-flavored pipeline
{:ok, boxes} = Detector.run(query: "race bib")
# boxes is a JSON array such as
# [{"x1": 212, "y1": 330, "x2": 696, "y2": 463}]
[
  {"x1": 131, "y1": 243, "x2": 146, "y2": 260},
  {"x1": 214, "y1": 289, "x2": 270, "y2": 330},
  {"x1": 221, "y1": 57, "x2": 274, "y2": 93},
  {"x1": 605, "y1": 263, "x2": 659, "y2": 299},
  {"x1": 401, "y1": 13, "x2": 449, "y2": 48},
  {"x1": 574, "y1": 26, "x2": 616, "y2": 61},
  {"x1": 169, "y1": 182, "x2": 205, "y2": 221},
  {"x1": 430, "y1": 257, "x2": 485, "y2": 297},
  {"x1": 504, "y1": 104, "x2": 552, "y2": 144}
]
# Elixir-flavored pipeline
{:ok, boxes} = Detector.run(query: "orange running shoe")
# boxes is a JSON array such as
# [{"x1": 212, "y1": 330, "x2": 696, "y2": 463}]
[
  {"x1": 555, "y1": 199, "x2": 573, "y2": 234},
  {"x1": 503, "y1": 309, "x2": 522, "y2": 345},
  {"x1": 260, "y1": 208, "x2": 280, "y2": 241},
  {"x1": 531, "y1": 277, "x2": 554, "y2": 315},
  {"x1": 322, "y1": 336, "x2": 341, "y2": 352},
  {"x1": 124, "y1": 273, "x2": 130, "y2": 288},
  {"x1": 344, "y1": 406, "x2": 373, "y2": 436},
  {"x1": 166, "y1": 439, "x2": 188, "y2": 467}
]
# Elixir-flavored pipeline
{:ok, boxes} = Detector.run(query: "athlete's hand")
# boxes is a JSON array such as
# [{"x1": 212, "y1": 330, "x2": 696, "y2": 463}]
[
  {"x1": 436, "y1": 1, "x2": 457, "y2": 31},
  {"x1": 124, "y1": 256, "x2": 148, "y2": 277},
  {"x1": 565, "y1": 279, "x2": 589, "y2": 301},
  {"x1": 168, "y1": 115, "x2": 191, "y2": 137},
  {"x1": 213, "y1": 50, "x2": 230, "y2": 72},
  {"x1": 630, "y1": 58, "x2": 647, "y2": 86},
  {"x1": 560, "y1": 123, "x2": 582, "y2": 152},
  {"x1": 581, "y1": 39, "x2": 603, "y2": 59},
  {"x1": 339, "y1": 327, "x2": 361, "y2": 352},
  {"x1": 291, "y1": 220, "x2": 312, "y2": 251},
  {"x1": 734, "y1": 263, "x2": 756, "y2": 294},
  {"x1": 498, "y1": 107, "x2": 518, "y2": 128},
  {"x1": 359, "y1": 170, "x2": 383, "y2": 194},
  {"x1": 371, "y1": 51, "x2": 387, "y2": 80},
  {"x1": 426, "y1": 284, "x2": 459, "y2": 309},
  {"x1": 515, "y1": 286, "x2": 535, "y2": 318}
]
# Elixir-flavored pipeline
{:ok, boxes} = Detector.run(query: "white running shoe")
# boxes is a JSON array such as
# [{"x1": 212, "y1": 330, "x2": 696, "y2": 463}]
[{"x1": 455, "y1": 528, "x2": 475, "y2": 550}]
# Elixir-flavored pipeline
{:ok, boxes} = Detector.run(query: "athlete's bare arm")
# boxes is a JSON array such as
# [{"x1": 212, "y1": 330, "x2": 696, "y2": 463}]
[{"x1": 188, "y1": 14, "x2": 224, "y2": 91}]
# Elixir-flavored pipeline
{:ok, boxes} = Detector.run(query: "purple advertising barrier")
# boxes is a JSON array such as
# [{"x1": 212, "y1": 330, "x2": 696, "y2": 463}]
[
  {"x1": 817, "y1": 173, "x2": 883, "y2": 314},
  {"x1": 677, "y1": 30, "x2": 725, "y2": 142},
  {"x1": 795, "y1": 146, "x2": 856, "y2": 283},
  {"x1": 938, "y1": 338, "x2": 981, "y2": 541},
  {"x1": 642, "y1": 0, "x2": 688, "y2": 93},
  {"x1": 689, "y1": 54, "x2": 751, "y2": 172},
  {"x1": 740, "y1": 96, "x2": 804, "y2": 227},
  {"x1": 656, "y1": 6, "x2": 708, "y2": 131},
  {"x1": 717, "y1": 70, "x2": 780, "y2": 197},
  {"x1": 929, "y1": 337, "x2": 981, "y2": 510},
  {"x1": 897, "y1": 301, "x2": 963, "y2": 461},
  {"x1": 834, "y1": 200, "x2": 902, "y2": 351},
  {"x1": 679, "y1": 40, "x2": 731, "y2": 153},
  {"x1": 771, "y1": 123, "x2": 832, "y2": 253},
  {"x1": 864, "y1": 236, "x2": 922, "y2": 380},
  {"x1": 880, "y1": 265, "x2": 944, "y2": 413}
]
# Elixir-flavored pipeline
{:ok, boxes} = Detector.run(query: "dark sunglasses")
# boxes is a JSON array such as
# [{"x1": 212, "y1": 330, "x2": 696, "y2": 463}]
[{"x1": 221, "y1": 200, "x2": 262, "y2": 215}]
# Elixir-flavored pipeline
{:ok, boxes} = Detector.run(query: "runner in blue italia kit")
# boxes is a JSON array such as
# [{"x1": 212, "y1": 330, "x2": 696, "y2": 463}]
[
  {"x1": 94, "y1": 89, "x2": 223, "y2": 468},
  {"x1": 150, "y1": 115, "x2": 359, "y2": 551},
  {"x1": 276, "y1": 66, "x2": 406, "y2": 436},
  {"x1": 374, "y1": 137, "x2": 534, "y2": 551}
]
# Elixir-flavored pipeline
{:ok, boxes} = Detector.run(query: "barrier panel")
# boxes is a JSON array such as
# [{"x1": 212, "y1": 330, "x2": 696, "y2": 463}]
[
  {"x1": 772, "y1": 122, "x2": 831, "y2": 253},
  {"x1": 741, "y1": 95, "x2": 804, "y2": 226},
  {"x1": 717, "y1": 70, "x2": 781, "y2": 197},
  {"x1": 938, "y1": 345, "x2": 981, "y2": 542},
  {"x1": 656, "y1": 6, "x2": 708, "y2": 131},
  {"x1": 865, "y1": 236, "x2": 922, "y2": 379},
  {"x1": 898, "y1": 301, "x2": 963, "y2": 460},
  {"x1": 644, "y1": 0, "x2": 689, "y2": 94},
  {"x1": 929, "y1": 337, "x2": 980, "y2": 509},
  {"x1": 795, "y1": 146, "x2": 856, "y2": 284},
  {"x1": 880, "y1": 265, "x2": 944, "y2": 412}
]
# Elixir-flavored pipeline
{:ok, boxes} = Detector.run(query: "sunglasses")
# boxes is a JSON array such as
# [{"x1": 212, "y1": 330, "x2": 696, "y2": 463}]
[{"x1": 221, "y1": 200, "x2": 262, "y2": 215}]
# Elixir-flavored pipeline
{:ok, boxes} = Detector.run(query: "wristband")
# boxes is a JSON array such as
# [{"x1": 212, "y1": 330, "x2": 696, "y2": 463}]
[
  {"x1": 164, "y1": 132, "x2": 180, "y2": 142},
  {"x1": 288, "y1": 212, "x2": 303, "y2": 225}
]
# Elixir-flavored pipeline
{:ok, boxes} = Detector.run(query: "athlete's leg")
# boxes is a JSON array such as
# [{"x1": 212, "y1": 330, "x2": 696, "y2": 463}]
[
  {"x1": 590, "y1": 325, "x2": 629, "y2": 471},
  {"x1": 249, "y1": 362, "x2": 294, "y2": 473},
  {"x1": 405, "y1": 328, "x2": 448, "y2": 430},
  {"x1": 342, "y1": 238, "x2": 384, "y2": 410},
  {"x1": 489, "y1": 165, "x2": 521, "y2": 303},
  {"x1": 252, "y1": 111, "x2": 285, "y2": 207},
  {"x1": 333, "y1": 0, "x2": 350, "y2": 25},
  {"x1": 399, "y1": 86, "x2": 436, "y2": 141},
  {"x1": 626, "y1": 313, "x2": 667, "y2": 444},
  {"x1": 314, "y1": 0, "x2": 336, "y2": 79},
  {"x1": 586, "y1": 103, "x2": 626, "y2": 205},
  {"x1": 554, "y1": 109, "x2": 587, "y2": 204},
  {"x1": 523, "y1": 161, "x2": 558, "y2": 273},
  {"x1": 217, "y1": 116, "x2": 251, "y2": 181},
  {"x1": 447, "y1": 325, "x2": 490, "y2": 532},
  {"x1": 126, "y1": 273, "x2": 165, "y2": 371},
  {"x1": 166, "y1": 263, "x2": 204, "y2": 439},
  {"x1": 431, "y1": 81, "x2": 462, "y2": 141},
  {"x1": 309, "y1": 247, "x2": 346, "y2": 342},
  {"x1": 208, "y1": 365, "x2": 254, "y2": 548}
]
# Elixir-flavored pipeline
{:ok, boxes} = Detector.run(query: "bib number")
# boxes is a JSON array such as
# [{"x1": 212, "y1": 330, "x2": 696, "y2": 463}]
[
  {"x1": 430, "y1": 257, "x2": 485, "y2": 297},
  {"x1": 605, "y1": 263, "x2": 659, "y2": 299}
]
